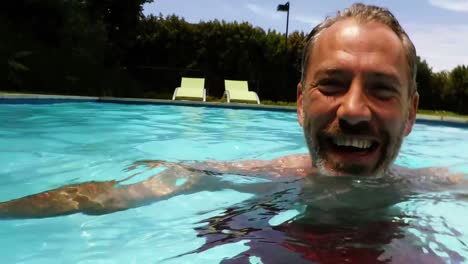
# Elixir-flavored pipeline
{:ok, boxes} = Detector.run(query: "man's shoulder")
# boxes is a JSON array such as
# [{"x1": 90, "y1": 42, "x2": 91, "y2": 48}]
[
  {"x1": 268, "y1": 154, "x2": 314, "y2": 177},
  {"x1": 390, "y1": 165, "x2": 465, "y2": 185},
  {"x1": 270, "y1": 154, "x2": 311, "y2": 166}
]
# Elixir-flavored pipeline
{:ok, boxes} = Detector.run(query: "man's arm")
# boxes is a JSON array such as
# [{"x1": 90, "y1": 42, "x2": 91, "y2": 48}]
[
  {"x1": 0, "y1": 161, "x2": 202, "y2": 219},
  {"x1": 0, "y1": 154, "x2": 311, "y2": 219},
  {"x1": 392, "y1": 165, "x2": 467, "y2": 189},
  {"x1": 136, "y1": 154, "x2": 312, "y2": 178},
  {"x1": 0, "y1": 180, "x2": 120, "y2": 218}
]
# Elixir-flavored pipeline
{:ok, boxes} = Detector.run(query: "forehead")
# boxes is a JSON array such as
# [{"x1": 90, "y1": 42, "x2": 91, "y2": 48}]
[{"x1": 308, "y1": 19, "x2": 408, "y2": 82}]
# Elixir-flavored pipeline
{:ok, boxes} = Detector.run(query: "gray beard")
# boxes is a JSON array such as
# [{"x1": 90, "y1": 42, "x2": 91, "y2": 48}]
[{"x1": 303, "y1": 122, "x2": 406, "y2": 177}]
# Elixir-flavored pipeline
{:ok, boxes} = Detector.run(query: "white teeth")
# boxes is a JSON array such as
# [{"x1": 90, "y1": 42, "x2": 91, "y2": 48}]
[{"x1": 333, "y1": 137, "x2": 372, "y2": 149}]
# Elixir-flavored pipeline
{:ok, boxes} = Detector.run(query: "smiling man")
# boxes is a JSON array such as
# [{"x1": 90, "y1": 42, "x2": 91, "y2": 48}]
[
  {"x1": 296, "y1": 3, "x2": 418, "y2": 177},
  {"x1": 0, "y1": 3, "x2": 461, "y2": 219}
]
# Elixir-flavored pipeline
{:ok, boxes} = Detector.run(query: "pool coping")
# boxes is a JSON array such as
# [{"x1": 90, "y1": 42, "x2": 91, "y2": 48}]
[
  {"x1": 1, "y1": 93, "x2": 468, "y2": 125},
  {"x1": 0, "y1": 93, "x2": 296, "y2": 112}
]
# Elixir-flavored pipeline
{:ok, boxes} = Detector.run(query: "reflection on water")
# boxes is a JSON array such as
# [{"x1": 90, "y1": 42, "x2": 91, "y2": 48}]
[
  {"x1": 177, "y1": 172, "x2": 468, "y2": 264},
  {"x1": 0, "y1": 103, "x2": 467, "y2": 263}
]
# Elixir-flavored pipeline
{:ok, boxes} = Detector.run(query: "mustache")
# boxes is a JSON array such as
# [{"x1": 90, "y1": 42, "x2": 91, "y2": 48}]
[{"x1": 339, "y1": 119, "x2": 373, "y2": 135}]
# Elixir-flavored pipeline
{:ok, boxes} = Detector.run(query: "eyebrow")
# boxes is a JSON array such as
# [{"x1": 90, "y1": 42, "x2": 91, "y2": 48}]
[
  {"x1": 367, "y1": 72, "x2": 402, "y2": 88},
  {"x1": 313, "y1": 68, "x2": 352, "y2": 79},
  {"x1": 313, "y1": 68, "x2": 403, "y2": 88}
]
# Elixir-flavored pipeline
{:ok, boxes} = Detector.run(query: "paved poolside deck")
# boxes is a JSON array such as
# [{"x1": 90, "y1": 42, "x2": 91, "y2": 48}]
[{"x1": 1, "y1": 93, "x2": 467, "y2": 126}]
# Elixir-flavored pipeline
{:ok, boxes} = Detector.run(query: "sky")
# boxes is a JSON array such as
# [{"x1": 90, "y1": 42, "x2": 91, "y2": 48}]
[{"x1": 143, "y1": 0, "x2": 468, "y2": 72}]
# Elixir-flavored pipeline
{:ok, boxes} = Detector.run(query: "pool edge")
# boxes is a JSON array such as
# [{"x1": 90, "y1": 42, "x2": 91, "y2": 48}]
[
  {"x1": 0, "y1": 94, "x2": 297, "y2": 112},
  {"x1": 1, "y1": 93, "x2": 467, "y2": 126}
]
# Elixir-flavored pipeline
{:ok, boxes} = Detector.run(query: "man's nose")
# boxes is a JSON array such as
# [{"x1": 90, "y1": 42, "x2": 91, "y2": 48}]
[{"x1": 336, "y1": 81, "x2": 371, "y2": 125}]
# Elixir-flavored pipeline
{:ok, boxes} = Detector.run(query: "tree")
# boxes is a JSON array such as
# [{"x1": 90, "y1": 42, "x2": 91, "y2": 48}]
[
  {"x1": 447, "y1": 65, "x2": 468, "y2": 114},
  {"x1": 416, "y1": 57, "x2": 437, "y2": 110},
  {"x1": 2, "y1": 3, "x2": 467, "y2": 114}
]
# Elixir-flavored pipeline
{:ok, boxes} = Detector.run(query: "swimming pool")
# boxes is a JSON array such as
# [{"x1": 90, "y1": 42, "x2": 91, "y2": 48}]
[{"x1": 0, "y1": 102, "x2": 467, "y2": 263}]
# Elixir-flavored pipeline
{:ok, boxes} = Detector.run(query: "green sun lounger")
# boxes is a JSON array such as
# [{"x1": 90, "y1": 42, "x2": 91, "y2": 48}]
[
  {"x1": 172, "y1": 77, "x2": 206, "y2": 102},
  {"x1": 224, "y1": 80, "x2": 260, "y2": 104}
]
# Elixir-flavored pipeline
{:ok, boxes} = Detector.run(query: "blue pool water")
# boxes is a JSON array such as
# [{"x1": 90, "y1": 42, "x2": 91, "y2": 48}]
[{"x1": 0, "y1": 102, "x2": 467, "y2": 263}]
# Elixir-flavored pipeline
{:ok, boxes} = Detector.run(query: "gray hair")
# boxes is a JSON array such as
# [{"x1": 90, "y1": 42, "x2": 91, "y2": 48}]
[{"x1": 301, "y1": 3, "x2": 418, "y2": 95}]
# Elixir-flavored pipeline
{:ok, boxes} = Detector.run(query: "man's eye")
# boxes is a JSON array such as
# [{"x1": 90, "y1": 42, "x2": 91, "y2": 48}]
[
  {"x1": 370, "y1": 85, "x2": 399, "y2": 99},
  {"x1": 318, "y1": 80, "x2": 346, "y2": 94}
]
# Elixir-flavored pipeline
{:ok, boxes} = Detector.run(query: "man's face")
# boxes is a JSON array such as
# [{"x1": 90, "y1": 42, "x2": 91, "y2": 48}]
[{"x1": 297, "y1": 19, "x2": 419, "y2": 177}]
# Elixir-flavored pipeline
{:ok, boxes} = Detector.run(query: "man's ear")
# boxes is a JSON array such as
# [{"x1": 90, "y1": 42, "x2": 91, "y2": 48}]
[
  {"x1": 297, "y1": 82, "x2": 304, "y2": 127},
  {"x1": 405, "y1": 92, "x2": 419, "y2": 136}
]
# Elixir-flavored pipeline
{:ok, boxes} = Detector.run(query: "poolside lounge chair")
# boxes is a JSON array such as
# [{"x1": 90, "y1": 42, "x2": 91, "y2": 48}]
[
  {"x1": 224, "y1": 80, "x2": 260, "y2": 104},
  {"x1": 172, "y1": 77, "x2": 206, "y2": 102}
]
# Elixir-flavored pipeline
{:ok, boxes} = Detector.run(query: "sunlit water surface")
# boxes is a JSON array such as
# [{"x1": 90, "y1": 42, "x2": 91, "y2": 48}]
[{"x1": 0, "y1": 102, "x2": 467, "y2": 263}]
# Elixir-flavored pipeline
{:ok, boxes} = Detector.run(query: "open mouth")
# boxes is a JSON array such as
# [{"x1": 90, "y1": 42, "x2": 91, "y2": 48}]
[{"x1": 327, "y1": 136, "x2": 379, "y2": 155}]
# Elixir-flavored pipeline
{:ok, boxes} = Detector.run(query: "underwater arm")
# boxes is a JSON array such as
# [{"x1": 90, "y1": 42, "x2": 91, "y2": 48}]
[
  {"x1": 394, "y1": 165, "x2": 468, "y2": 188},
  {"x1": 129, "y1": 159, "x2": 273, "y2": 177},
  {"x1": 0, "y1": 180, "x2": 122, "y2": 218},
  {"x1": 413, "y1": 167, "x2": 467, "y2": 184},
  {"x1": 0, "y1": 163, "x2": 201, "y2": 219},
  {"x1": 193, "y1": 154, "x2": 311, "y2": 177},
  {"x1": 0, "y1": 155, "x2": 310, "y2": 219}
]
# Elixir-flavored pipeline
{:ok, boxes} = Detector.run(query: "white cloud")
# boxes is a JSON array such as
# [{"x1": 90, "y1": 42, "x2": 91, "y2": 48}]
[
  {"x1": 245, "y1": 3, "x2": 281, "y2": 20},
  {"x1": 428, "y1": 0, "x2": 468, "y2": 12},
  {"x1": 293, "y1": 15, "x2": 320, "y2": 25},
  {"x1": 406, "y1": 24, "x2": 468, "y2": 71}
]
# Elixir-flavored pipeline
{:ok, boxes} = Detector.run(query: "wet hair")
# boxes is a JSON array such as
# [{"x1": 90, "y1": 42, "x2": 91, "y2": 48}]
[{"x1": 301, "y1": 3, "x2": 418, "y2": 95}]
